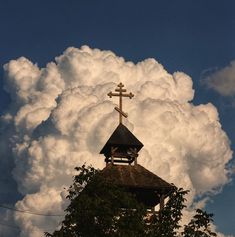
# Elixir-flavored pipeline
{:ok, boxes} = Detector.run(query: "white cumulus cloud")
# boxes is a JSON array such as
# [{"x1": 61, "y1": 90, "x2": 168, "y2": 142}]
[{"x1": 0, "y1": 46, "x2": 233, "y2": 236}]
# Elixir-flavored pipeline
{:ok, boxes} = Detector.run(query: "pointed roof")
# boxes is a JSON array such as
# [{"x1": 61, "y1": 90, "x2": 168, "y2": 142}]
[{"x1": 100, "y1": 124, "x2": 144, "y2": 155}]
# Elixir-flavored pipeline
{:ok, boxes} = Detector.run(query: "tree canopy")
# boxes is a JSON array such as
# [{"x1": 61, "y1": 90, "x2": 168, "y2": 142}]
[{"x1": 45, "y1": 165, "x2": 217, "y2": 237}]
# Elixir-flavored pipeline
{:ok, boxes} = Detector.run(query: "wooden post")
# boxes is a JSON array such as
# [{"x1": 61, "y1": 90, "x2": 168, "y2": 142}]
[
  {"x1": 134, "y1": 156, "x2": 138, "y2": 165},
  {"x1": 151, "y1": 206, "x2": 155, "y2": 214},
  {"x1": 160, "y1": 194, "x2": 165, "y2": 211},
  {"x1": 111, "y1": 147, "x2": 115, "y2": 164}
]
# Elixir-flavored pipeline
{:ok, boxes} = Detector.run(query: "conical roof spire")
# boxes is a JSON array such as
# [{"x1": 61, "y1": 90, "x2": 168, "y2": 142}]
[{"x1": 100, "y1": 123, "x2": 143, "y2": 164}]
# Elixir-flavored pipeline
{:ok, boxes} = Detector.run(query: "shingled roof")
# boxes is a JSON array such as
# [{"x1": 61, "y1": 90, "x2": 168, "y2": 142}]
[
  {"x1": 100, "y1": 124, "x2": 143, "y2": 157},
  {"x1": 100, "y1": 164, "x2": 174, "y2": 207},
  {"x1": 101, "y1": 164, "x2": 173, "y2": 191}
]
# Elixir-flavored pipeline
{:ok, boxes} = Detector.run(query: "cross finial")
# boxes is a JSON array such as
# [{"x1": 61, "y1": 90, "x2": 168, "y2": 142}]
[{"x1": 107, "y1": 83, "x2": 134, "y2": 124}]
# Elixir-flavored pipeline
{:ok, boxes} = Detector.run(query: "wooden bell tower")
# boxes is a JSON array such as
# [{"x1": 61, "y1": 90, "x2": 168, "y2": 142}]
[{"x1": 100, "y1": 83, "x2": 174, "y2": 211}]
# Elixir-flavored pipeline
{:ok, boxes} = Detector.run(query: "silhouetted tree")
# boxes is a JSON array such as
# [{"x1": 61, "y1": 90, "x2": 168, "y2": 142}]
[{"x1": 45, "y1": 165, "x2": 217, "y2": 237}]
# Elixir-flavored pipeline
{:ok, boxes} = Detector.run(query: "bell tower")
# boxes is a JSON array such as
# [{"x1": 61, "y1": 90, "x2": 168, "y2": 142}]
[{"x1": 100, "y1": 83, "x2": 174, "y2": 210}]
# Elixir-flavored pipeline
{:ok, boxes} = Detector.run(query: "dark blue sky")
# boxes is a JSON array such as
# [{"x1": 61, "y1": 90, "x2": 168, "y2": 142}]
[{"x1": 0, "y1": 0, "x2": 235, "y2": 235}]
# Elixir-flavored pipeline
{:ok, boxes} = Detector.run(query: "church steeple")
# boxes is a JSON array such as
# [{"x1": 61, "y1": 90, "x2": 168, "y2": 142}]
[
  {"x1": 100, "y1": 83, "x2": 174, "y2": 209},
  {"x1": 100, "y1": 83, "x2": 143, "y2": 165}
]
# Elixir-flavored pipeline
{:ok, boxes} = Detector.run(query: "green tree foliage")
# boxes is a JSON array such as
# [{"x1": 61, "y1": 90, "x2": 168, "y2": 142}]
[
  {"x1": 183, "y1": 209, "x2": 217, "y2": 237},
  {"x1": 45, "y1": 165, "x2": 217, "y2": 237},
  {"x1": 148, "y1": 188, "x2": 188, "y2": 237}
]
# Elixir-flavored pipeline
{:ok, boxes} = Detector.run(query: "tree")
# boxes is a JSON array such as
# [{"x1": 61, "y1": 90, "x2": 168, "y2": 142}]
[
  {"x1": 45, "y1": 165, "x2": 217, "y2": 237},
  {"x1": 183, "y1": 209, "x2": 217, "y2": 237}
]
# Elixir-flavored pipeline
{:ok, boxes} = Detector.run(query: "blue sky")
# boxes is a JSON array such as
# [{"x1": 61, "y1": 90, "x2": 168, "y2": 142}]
[{"x1": 0, "y1": 0, "x2": 235, "y2": 235}]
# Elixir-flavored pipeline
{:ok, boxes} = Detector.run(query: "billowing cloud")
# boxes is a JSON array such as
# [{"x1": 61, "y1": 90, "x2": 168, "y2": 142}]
[
  {"x1": 202, "y1": 61, "x2": 235, "y2": 96},
  {"x1": 0, "y1": 46, "x2": 233, "y2": 236}
]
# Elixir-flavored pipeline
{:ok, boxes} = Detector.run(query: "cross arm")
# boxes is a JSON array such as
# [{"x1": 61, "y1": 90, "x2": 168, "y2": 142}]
[
  {"x1": 122, "y1": 93, "x2": 134, "y2": 98},
  {"x1": 115, "y1": 107, "x2": 128, "y2": 118},
  {"x1": 107, "y1": 92, "x2": 119, "y2": 98},
  {"x1": 107, "y1": 92, "x2": 134, "y2": 99}
]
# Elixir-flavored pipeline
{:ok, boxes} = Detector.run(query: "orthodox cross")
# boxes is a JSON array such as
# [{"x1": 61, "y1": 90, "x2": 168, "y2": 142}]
[{"x1": 108, "y1": 82, "x2": 134, "y2": 124}]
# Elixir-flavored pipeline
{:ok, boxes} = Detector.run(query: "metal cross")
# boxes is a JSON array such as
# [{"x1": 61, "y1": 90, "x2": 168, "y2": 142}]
[{"x1": 108, "y1": 82, "x2": 134, "y2": 124}]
